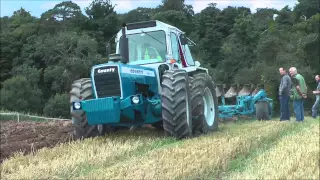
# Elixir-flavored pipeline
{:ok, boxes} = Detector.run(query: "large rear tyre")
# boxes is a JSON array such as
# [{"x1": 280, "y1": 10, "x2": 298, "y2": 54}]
[
  {"x1": 161, "y1": 69, "x2": 192, "y2": 139},
  {"x1": 255, "y1": 101, "x2": 270, "y2": 120},
  {"x1": 70, "y1": 78, "x2": 114, "y2": 139},
  {"x1": 191, "y1": 73, "x2": 219, "y2": 135}
]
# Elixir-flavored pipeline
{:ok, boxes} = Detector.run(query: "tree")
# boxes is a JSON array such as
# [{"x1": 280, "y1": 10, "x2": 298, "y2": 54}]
[
  {"x1": 0, "y1": 8, "x2": 38, "y2": 83},
  {"x1": 84, "y1": 0, "x2": 120, "y2": 55},
  {"x1": 40, "y1": 1, "x2": 88, "y2": 33},
  {"x1": 293, "y1": 0, "x2": 320, "y2": 20},
  {"x1": 0, "y1": 0, "x2": 318, "y2": 116},
  {"x1": 43, "y1": 93, "x2": 70, "y2": 118},
  {"x1": 122, "y1": 8, "x2": 155, "y2": 23},
  {"x1": 0, "y1": 76, "x2": 42, "y2": 113}
]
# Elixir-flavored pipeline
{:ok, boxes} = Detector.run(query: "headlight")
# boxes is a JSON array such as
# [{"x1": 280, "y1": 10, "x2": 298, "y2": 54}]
[
  {"x1": 132, "y1": 96, "x2": 140, "y2": 104},
  {"x1": 74, "y1": 102, "x2": 81, "y2": 109}
]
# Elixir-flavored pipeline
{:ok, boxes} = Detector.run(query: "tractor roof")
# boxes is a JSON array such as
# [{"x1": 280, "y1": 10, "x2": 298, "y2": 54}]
[{"x1": 116, "y1": 20, "x2": 184, "y2": 38}]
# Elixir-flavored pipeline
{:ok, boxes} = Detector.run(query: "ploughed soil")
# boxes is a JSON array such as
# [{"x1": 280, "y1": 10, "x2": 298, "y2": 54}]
[{"x1": 0, "y1": 120, "x2": 74, "y2": 163}]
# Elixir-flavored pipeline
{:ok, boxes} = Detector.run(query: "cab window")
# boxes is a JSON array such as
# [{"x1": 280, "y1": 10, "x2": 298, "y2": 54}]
[
  {"x1": 170, "y1": 32, "x2": 181, "y2": 63},
  {"x1": 181, "y1": 44, "x2": 195, "y2": 66},
  {"x1": 119, "y1": 30, "x2": 167, "y2": 63},
  {"x1": 179, "y1": 34, "x2": 195, "y2": 66}
]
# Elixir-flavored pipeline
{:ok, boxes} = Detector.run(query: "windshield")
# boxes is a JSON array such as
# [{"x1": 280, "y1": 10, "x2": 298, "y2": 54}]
[{"x1": 119, "y1": 30, "x2": 167, "y2": 65}]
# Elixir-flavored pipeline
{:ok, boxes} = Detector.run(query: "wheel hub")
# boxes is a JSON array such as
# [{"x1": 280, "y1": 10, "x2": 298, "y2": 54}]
[{"x1": 203, "y1": 87, "x2": 215, "y2": 126}]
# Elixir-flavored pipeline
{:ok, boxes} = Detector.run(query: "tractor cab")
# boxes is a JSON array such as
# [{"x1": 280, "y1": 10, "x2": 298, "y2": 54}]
[{"x1": 108, "y1": 20, "x2": 198, "y2": 68}]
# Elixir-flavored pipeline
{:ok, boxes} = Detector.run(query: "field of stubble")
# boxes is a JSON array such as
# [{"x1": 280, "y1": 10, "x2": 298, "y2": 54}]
[{"x1": 0, "y1": 117, "x2": 319, "y2": 180}]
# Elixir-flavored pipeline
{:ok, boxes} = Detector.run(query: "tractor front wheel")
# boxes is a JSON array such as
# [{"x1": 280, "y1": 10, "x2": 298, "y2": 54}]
[
  {"x1": 161, "y1": 69, "x2": 192, "y2": 139},
  {"x1": 70, "y1": 78, "x2": 114, "y2": 139}
]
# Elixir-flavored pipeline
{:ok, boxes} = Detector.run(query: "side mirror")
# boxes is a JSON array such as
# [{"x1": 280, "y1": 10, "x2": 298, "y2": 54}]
[
  {"x1": 195, "y1": 61, "x2": 201, "y2": 67},
  {"x1": 106, "y1": 43, "x2": 111, "y2": 56},
  {"x1": 179, "y1": 34, "x2": 188, "y2": 45},
  {"x1": 181, "y1": 38, "x2": 188, "y2": 45}
]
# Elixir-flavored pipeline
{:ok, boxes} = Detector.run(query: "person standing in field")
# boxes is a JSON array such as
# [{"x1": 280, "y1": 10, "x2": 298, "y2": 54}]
[
  {"x1": 289, "y1": 67, "x2": 307, "y2": 122},
  {"x1": 278, "y1": 67, "x2": 292, "y2": 121},
  {"x1": 311, "y1": 75, "x2": 320, "y2": 119}
]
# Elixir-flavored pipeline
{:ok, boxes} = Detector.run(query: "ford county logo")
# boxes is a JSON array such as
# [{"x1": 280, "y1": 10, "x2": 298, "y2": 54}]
[{"x1": 97, "y1": 68, "x2": 115, "y2": 73}]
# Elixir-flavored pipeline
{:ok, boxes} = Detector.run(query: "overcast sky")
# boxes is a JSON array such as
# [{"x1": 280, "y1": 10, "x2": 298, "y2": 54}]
[{"x1": 1, "y1": 0, "x2": 298, "y2": 17}]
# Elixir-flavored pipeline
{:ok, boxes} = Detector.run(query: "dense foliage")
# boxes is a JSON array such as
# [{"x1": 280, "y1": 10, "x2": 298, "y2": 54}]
[{"x1": 1, "y1": 0, "x2": 319, "y2": 117}]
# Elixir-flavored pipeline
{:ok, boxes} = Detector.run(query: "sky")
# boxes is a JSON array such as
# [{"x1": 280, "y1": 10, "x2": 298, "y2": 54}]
[{"x1": 1, "y1": 0, "x2": 299, "y2": 17}]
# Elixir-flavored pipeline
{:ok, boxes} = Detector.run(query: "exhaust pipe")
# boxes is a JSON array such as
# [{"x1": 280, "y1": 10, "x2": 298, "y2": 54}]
[{"x1": 120, "y1": 23, "x2": 129, "y2": 64}]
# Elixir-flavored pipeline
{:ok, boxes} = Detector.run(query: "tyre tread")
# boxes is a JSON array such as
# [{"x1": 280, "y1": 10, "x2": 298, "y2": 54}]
[{"x1": 161, "y1": 69, "x2": 192, "y2": 139}]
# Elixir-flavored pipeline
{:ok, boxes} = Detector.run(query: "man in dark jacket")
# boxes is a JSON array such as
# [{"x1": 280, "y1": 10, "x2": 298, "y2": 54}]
[{"x1": 279, "y1": 67, "x2": 292, "y2": 121}]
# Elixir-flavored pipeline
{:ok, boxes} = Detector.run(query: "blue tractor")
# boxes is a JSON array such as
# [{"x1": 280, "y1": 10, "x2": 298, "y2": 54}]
[
  {"x1": 215, "y1": 84, "x2": 273, "y2": 120},
  {"x1": 70, "y1": 20, "x2": 219, "y2": 140}
]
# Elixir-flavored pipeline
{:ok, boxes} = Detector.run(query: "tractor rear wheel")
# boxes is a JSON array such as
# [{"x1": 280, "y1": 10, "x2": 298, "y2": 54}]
[
  {"x1": 161, "y1": 69, "x2": 192, "y2": 139},
  {"x1": 70, "y1": 78, "x2": 114, "y2": 139},
  {"x1": 191, "y1": 73, "x2": 219, "y2": 135},
  {"x1": 255, "y1": 101, "x2": 270, "y2": 120}
]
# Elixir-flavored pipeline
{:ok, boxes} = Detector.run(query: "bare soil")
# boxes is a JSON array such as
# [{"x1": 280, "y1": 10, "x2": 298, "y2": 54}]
[{"x1": 0, "y1": 120, "x2": 74, "y2": 163}]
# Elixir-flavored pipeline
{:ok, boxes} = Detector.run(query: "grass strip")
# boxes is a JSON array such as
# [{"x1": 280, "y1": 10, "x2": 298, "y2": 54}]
[
  {"x1": 63, "y1": 137, "x2": 181, "y2": 179},
  {"x1": 178, "y1": 119, "x2": 310, "y2": 180},
  {"x1": 74, "y1": 121, "x2": 292, "y2": 179},
  {"x1": 225, "y1": 119, "x2": 319, "y2": 179},
  {"x1": 192, "y1": 118, "x2": 318, "y2": 179},
  {"x1": 224, "y1": 118, "x2": 318, "y2": 174},
  {"x1": 68, "y1": 120, "x2": 265, "y2": 179}
]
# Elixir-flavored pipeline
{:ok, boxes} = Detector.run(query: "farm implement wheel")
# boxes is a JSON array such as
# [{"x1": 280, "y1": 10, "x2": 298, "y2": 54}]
[
  {"x1": 191, "y1": 73, "x2": 219, "y2": 135},
  {"x1": 70, "y1": 78, "x2": 113, "y2": 140},
  {"x1": 255, "y1": 101, "x2": 271, "y2": 120},
  {"x1": 161, "y1": 69, "x2": 192, "y2": 139}
]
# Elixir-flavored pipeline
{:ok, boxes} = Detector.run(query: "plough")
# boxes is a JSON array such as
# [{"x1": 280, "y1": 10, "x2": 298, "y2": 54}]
[{"x1": 215, "y1": 84, "x2": 273, "y2": 120}]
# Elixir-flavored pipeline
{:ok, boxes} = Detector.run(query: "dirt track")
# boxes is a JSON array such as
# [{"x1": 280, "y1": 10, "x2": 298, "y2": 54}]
[{"x1": 0, "y1": 120, "x2": 74, "y2": 163}]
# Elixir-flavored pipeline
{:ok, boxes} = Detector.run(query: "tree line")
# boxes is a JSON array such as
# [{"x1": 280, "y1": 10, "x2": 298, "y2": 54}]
[{"x1": 0, "y1": 0, "x2": 319, "y2": 118}]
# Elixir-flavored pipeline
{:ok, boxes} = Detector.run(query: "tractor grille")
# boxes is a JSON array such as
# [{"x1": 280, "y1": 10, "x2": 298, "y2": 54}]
[{"x1": 93, "y1": 65, "x2": 121, "y2": 98}]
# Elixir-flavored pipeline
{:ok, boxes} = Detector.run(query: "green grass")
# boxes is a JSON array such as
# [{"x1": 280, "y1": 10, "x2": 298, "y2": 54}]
[
  {"x1": 225, "y1": 119, "x2": 319, "y2": 179},
  {"x1": 217, "y1": 118, "x2": 318, "y2": 179}
]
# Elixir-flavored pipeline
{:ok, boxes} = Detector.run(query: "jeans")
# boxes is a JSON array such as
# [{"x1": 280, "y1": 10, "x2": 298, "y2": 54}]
[
  {"x1": 293, "y1": 99, "x2": 304, "y2": 121},
  {"x1": 312, "y1": 98, "x2": 320, "y2": 118},
  {"x1": 279, "y1": 95, "x2": 290, "y2": 120}
]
